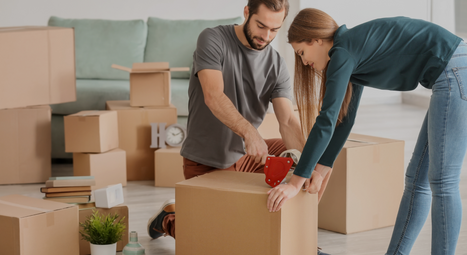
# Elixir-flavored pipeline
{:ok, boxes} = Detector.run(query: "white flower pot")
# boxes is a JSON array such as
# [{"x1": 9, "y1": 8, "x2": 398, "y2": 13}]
[{"x1": 90, "y1": 242, "x2": 117, "y2": 255}]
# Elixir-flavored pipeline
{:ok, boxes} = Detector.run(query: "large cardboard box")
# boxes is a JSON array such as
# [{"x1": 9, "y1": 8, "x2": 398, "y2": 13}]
[
  {"x1": 0, "y1": 194, "x2": 79, "y2": 255},
  {"x1": 0, "y1": 26, "x2": 76, "y2": 110},
  {"x1": 176, "y1": 171, "x2": 317, "y2": 255},
  {"x1": 64, "y1": 111, "x2": 119, "y2": 153},
  {"x1": 106, "y1": 100, "x2": 177, "y2": 180},
  {"x1": 318, "y1": 133, "x2": 405, "y2": 234},
  {"x1": 74, "y1": 148, "x2": 127, "y2": 190},
  {"x1": 79, "y1": 205, "x2": 129, "y2": 255},
  {"x1": 154, "y1": 146, "x2": 185, "y2": 187},
  {"x1": 112, "y1": 62, "x2": 188, "y2": 107},
  {"x1": 0, "y1": 105, "x2": 51, "y2": 184}
]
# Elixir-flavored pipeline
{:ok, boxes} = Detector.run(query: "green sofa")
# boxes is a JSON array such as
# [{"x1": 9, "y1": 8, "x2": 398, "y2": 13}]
[{"x1": 48, "y1": 16, "x2": 243, "y2": 159}]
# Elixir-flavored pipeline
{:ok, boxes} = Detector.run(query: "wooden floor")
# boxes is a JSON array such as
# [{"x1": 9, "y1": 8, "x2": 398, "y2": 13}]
[{"x1": 2, "y1": 103, "x2": 467, "y2": 255}]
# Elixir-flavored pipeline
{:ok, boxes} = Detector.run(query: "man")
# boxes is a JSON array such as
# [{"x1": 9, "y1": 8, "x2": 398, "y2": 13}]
[{"x1": 147, "y1": 1, "x2": 330, "y2": 254}]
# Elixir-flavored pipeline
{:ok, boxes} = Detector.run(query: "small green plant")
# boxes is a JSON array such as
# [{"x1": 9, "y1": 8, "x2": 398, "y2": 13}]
[{"x1": 80, "y1": 210, "x2": 126, "y2": 245}]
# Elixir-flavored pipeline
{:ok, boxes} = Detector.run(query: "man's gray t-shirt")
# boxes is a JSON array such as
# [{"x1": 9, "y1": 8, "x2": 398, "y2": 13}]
[{"x1": 180, "y1": 24, "x2": 292, "y2": 169}]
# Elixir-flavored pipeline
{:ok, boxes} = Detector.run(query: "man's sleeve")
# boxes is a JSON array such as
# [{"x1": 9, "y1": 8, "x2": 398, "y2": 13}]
[
  {"x1": 193, "y1": 28, "x2": 224, "y2": 77},
  {"x1": 271, "y1": 57, "x2": 293, "y2": 102},
  {"x1": 317, "y1": 83, "x2": 364, "y2": 167}
]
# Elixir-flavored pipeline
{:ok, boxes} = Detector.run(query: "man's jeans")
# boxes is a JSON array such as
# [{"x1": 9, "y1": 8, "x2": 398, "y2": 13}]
[{"x1": 387, "y1": 41, "x2": 467, "y2": 255}]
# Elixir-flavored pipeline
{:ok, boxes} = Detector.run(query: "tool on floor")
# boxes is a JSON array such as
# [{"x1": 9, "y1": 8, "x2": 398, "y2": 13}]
[{"x1": 264, "y1": 149, "x2": 302, "y2": 188}]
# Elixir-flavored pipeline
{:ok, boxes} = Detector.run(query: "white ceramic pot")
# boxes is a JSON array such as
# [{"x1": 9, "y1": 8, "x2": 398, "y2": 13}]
[{"x1": 90, "y1": 242, "x2": 117, "y2": 255}]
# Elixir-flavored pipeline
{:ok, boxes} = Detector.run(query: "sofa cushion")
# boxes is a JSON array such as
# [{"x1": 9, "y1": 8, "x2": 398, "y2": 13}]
[
  {"x1": 50, "y1": 79, "x2": 130, "y2": 115},
  {"x1": 48, "y1": 16, "x2": 147, "y2": 80},
  {"x1": 145, "y1": 16, "x2": 243, "y2": 79},
  {"x1": 50, "y1": 78, "x2": 190, "y2": 116}
]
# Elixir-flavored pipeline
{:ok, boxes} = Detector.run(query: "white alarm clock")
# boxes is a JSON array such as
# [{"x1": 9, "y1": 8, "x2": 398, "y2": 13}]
[{"x1": 165, "y1": 124, "x2": 187, "y2": 147}]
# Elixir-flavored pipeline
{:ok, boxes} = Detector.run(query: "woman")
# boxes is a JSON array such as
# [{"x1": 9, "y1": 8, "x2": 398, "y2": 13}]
[{"x1": 267, "y1": 8, "x2": 465, "y2": 255}]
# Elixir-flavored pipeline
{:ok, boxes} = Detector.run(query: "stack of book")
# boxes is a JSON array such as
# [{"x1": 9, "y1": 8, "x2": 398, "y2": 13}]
[{"x1": 41, "y1": 176, "x2": 96, "y2": 204}]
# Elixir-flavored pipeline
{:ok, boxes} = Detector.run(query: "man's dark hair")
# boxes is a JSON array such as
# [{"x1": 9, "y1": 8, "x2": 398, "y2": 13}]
[{"x1": 247, "y1": 0, "x2": 289, "y2": 19}]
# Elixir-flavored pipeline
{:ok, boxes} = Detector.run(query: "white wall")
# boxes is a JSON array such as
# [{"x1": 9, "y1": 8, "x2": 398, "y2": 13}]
[{"x1": 0, "y1": 0, "x2": 248, "y2": 26}]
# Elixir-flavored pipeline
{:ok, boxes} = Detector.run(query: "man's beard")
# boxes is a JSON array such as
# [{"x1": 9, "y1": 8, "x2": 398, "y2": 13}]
[{"x1": 243, "y1": 15, "x2": 273, "y2": 50}]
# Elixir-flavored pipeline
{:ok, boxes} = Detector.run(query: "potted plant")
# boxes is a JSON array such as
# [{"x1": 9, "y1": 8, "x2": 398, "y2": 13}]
[{"x1": 80, "y1": 210, "x2": 126, "y2": 255}]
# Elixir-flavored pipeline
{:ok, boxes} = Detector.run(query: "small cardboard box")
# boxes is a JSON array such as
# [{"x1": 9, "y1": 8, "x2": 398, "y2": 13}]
[
  {"x1": 64, "y1": 110, "x2": 119, "y2": 153},
  {"x1": 176, "y1": 171, "x2": 317, "y2": 255},
  {"x1": 112, "y1": 62, "x2": 188, "y2": 107},
  {"x1": 0, "y1": 194, "x2": 79, "y2": 255},
  {"x1": 79, "y1": 205, "x2": 129, "y2": 255},
  {"x1": 318, "y1": 133, "x2": 405, "y2": 234},
  {"x1": 0, "y1": 26, "x2": 76, "y2": 110},
  {"x1": 106, "y1": 100, "x2": 177, "y2": 180},
  {"x1": 0, "y1": 105, "x2": 51, "y2": 184},
  {"x1": 74, "y1": 148, "x2": 127, "y2": 190},
  {"x1": 154, "y1": 146, "x2": 185, "y2": 187}
]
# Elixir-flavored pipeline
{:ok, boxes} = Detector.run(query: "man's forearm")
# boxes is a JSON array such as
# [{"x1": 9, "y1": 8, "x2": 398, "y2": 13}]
[
  {"x1": 279, "y1": 117, "x2": 305, "y2": 152},
  {"x1": 205, "y1": 93, "x2": 256, "y2": 139}
]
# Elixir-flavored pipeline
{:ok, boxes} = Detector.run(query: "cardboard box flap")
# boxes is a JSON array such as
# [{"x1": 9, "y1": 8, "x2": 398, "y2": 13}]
[
  {"x1": 176, "y1": 171, "x2": 271, "y2": 194},
  {"x1": 344, "y1": 133, "x2": 403, "y2": 148},
  {"x1": 111, "y1": 62, "x2": 189, "y2": 74},
  {"x1": 0, "y1": 194, "x2": 76, "y2": 218},
  {"x1": 132, "y1": 62, "x2": 169, "y2": 72},
  {"x1": 69, "y1": 110, "x2": 112, "y2": 117},
  {"x1": 106, "y1": 100, "x2": 175, "y2": 110}
]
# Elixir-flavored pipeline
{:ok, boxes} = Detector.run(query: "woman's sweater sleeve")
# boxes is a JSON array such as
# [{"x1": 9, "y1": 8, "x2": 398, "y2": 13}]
[
  {"x1": 317, "y1": 83, "x2": 363, "y2": 167},
  {"x1": 293, "y1": 48, "x2": 357, "y2": 178}
]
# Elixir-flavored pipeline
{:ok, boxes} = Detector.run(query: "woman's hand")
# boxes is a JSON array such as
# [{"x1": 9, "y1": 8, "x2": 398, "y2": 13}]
[
  {"x1": 267, "y1": 174, "x2": 307, "y2": 212},
  {"x1": 303, "y1": 163, "x2": 331, "y2": 194}
]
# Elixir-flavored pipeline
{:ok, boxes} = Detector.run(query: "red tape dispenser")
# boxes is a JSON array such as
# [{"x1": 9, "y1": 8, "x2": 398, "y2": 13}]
[{"x1": 264, "y1": 156, "x2": 294, "y2": 187}]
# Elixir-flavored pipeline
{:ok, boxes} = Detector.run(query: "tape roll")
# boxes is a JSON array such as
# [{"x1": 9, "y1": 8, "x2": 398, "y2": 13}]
[{"x1": 279, "y1": 149, "x2": 301, "y2": 166}]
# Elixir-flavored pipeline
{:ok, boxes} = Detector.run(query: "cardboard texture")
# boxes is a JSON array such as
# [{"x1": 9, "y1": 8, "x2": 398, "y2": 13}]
[
  {"x1": 257, "y1": 110, "x2": 299, "y2": 139},
  {"x1": 106, "y1": 100, "x2": 177, "y2": 180},
  {"x1": 112, "y1": 62, "x2": 189, "y2": 107},
  {"x1": 0, "y1": 105, "x2": 51, "y2": 184},
  {"x1": 176, "y1": 171, "x2": 317, "y2": 255},
  {"x1": 64, "y1": 110, "x2": 119, "y2": 153},
  {"x1": 74, "y1": 148, "x2": 127, "y2": 190},
  {"x1": 0, "y1": 194, "x2": 79, "y2": 255},
  {"x1": 318, "y1": 133, "x2": 405, "y2": 234},
  {"x1": 79, "y1": 205, "x2": 129, "y2": 255},
  {"x1": 154, "y1": 146, "x2": 185, "y2": 187},
  {"x1": 0, "y1": 26, "x2": 76, "y2": 110}
]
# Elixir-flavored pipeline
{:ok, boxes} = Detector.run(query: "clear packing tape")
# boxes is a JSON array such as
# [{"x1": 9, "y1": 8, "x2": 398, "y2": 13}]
[{"x1": 279, "y1": 149, "x2": 301, "y2": 170}]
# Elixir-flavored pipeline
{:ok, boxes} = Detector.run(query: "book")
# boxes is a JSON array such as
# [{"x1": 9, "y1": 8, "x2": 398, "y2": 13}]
[
  {"x1": 41, "y1": 186, "x2": 92, "y2": 193},
  {"x1": 43, "y1": 196, "x2": 91, "y2": 203},
  {"x1": 45, "y1": 179, "x2": 96, "y2": 188},
  {"x1": 45, "y1": 191, "x2": 92, "y2": 198},
  {"x1": 78, "y1": 202, "x2": 96, "y2": 210},
  {"x1": 49, "y1": 176, "x2": 94, "y2": 180}
]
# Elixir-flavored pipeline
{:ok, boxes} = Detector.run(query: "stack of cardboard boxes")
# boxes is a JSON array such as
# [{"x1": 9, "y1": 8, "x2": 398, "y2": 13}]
[
  {"x1": 64, "y1": 110, "x2": 127, "y2": 190},
  {"x1": 0, "y1": 26, "x2": 76, "y2": 185},
  {"x1": 107, "y1": 62, "x2": 186, "y2": 183}
]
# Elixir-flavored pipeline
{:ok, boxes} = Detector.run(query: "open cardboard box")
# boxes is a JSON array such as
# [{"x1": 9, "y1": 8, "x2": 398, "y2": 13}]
[{"x1": 112, "y1": 62, "x2": 188, "y2": 107}]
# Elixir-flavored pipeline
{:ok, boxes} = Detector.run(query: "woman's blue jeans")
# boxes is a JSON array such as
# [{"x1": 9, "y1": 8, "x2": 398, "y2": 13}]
[{"x1": 386, "y1": 41, "x2": 467, "y2": 255}]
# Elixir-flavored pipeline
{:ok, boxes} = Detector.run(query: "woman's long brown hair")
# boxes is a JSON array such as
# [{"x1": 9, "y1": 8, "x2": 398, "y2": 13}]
[{"x1": 288, "y1": 8, "x2": 353, "y2": 138}]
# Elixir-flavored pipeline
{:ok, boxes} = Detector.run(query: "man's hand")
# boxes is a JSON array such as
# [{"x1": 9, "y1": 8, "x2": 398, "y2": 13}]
[{"x1": 244, "y1": 129, "x2": 269, "y2": 165}]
